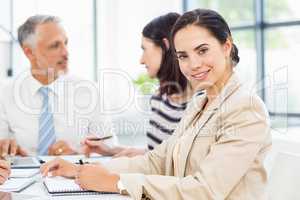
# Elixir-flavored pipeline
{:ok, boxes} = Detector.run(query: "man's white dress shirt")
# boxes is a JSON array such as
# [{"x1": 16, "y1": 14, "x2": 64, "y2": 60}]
[{"x1": 0, "y1": 70, "x2": 115, "y2": 155}]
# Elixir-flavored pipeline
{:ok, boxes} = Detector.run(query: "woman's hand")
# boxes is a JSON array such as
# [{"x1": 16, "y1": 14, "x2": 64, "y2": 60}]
[
  {"x1": 81, "y1": 136, "x2": 121, "y2": 157},
  {"x1": 40, "y1": 157, "x2": 78, "y2": 178},
  {"x1": 113, "y1": 147, "x2": 146, "y2": 158},
  {"x1": 75, "y1": 163, "x2": 119, "y2": 193}
]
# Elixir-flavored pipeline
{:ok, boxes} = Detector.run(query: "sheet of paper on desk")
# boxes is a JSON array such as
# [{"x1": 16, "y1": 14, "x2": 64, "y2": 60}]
[
  {"x1": 0, "y1": 191, "x2": 40, "y2": 200},
  {"x1": 0, "y1": 178, "x2": 35, "y2": 192},
  {"x1": 10, "y1": 169, "x2": 40, "y2": 178},
  {"x1": 10, "y1": 157, "x2": 41, "y2": 169}
]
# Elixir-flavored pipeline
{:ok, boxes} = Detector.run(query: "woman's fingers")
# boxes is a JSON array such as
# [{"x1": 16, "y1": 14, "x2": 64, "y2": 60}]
[{"x1": 40, "y1": 159, "x2": 60, "y2": 177}]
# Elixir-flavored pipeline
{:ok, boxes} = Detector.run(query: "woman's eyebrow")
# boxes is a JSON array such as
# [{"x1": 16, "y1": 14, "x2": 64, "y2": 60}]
[
  {"x1": 193, "y1": 43, "x2": 208, "y2": 51},
  {"x1": 176, "y1": 43, "x2": 209, "y2": 54},
  {"x1": 175, "y1": 50, "x2": 185, "y2": 54}
]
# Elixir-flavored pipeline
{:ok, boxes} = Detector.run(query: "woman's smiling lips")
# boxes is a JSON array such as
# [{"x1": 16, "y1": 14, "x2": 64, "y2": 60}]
[{"x1": 191, "y1": 69, "x2": 210, "y2": 80}]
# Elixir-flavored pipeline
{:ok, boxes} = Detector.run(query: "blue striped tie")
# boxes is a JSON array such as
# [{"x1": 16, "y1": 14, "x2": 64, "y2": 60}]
[{"x1": 37, "y1": 87, "x2": 56, "y2": 155}]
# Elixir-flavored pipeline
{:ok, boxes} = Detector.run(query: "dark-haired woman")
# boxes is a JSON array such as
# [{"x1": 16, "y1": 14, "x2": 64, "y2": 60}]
[
  {"x1": 41, "y1": 9, "x2": 271, "y2": 200},
  {"x1": 81, "y1": 12, "x2": 196, "y2": 158}
]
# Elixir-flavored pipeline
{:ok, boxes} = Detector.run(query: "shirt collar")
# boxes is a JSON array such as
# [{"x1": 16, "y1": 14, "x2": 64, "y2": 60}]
[{"x1": 28, "y1": 72, "x2": 65, "y2": 96}]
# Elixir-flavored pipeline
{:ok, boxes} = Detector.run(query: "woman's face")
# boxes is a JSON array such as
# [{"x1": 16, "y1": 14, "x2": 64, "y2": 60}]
[
  {"x1": 174, "y1": 25, "x2": 232, "y2": 92},
  {"x1": 140, "y1": 36, "x2": 163, "y2": 78}
]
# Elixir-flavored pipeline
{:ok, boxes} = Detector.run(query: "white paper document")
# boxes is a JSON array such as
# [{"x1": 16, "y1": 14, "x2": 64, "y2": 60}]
[
  {"x1": 10, "y1": 169, "x2": 40, "y2": 178},
  {"x1": 0, "y1": 178, "x2": 35, "y2": 192}
]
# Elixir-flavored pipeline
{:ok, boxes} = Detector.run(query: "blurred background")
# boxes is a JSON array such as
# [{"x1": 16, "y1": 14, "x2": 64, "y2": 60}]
[{"x1": 0, "y1": 0, "x2": 300, "y2": 160}]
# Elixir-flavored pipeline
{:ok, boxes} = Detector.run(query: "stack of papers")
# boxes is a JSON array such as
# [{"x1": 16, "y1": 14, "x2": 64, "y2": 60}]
[
  {"x1": 0, "y1": 168, "x2": 39, "y2": 192},
  {"x1": 0, "y1": 178, "x2": 35, "y2": 192},
  {"x1": 10, "y1": 168, "x2": 40, "y2": 178},
  {"x1": 10, "y1": 157, "x2": 41, "y2": 169}
]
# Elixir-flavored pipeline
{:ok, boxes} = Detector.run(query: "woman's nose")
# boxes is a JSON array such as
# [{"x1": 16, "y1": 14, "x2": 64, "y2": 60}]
[
  {"x1": 189, "y1": 55, "x2": 202, "y2": 70},
  {"x1": 140, "y1": 55, "x2": 145, "y2": 65}
]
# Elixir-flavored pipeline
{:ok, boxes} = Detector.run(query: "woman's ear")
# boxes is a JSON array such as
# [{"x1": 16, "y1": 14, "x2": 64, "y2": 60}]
[
  {"x1": 223, "y1": 38, "x2": 233, "y2": 58},
  {"x1": 162, "y1": 38, "x2": 170, "y2": 50}
]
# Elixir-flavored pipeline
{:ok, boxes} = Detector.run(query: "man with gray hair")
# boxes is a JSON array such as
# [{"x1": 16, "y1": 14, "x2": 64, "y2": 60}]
[
  {"x1": 0, "y1": 15, "x2": 115, "y2": 157},
  {"x1": 17, "y1": 15, "x2": 68, "y2": 84}
]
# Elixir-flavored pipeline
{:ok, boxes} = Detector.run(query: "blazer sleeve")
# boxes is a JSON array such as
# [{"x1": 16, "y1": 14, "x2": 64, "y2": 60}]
[
  {"x1": 105, "y1": 135, "x2": 173, "y2": 175},
  {"x1": 111, "y1": 96, "x2": 271, "y2": 200},
  {"x1": 105, "y1": 108, "x2": 190, "y2": 175}
]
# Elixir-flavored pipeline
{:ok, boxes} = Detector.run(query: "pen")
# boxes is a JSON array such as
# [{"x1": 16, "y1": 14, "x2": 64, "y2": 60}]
[
  {"x1": 39, "y1": 159, "x2": 45, "y2": 164},
  {"x1": 87, "y1": 135, "x2": 113, "y2": 141},
  {"x1": 79, "y1": 159, "x2": 84, "y2": 165},
  {"x1": 77, "y1": 159, "x2": 89, "y2": 165}
]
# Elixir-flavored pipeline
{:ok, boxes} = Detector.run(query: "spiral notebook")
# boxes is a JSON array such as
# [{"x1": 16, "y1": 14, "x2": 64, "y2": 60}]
[{"x1": 43, "y1": 177, "x2": 117, "y2": 196}]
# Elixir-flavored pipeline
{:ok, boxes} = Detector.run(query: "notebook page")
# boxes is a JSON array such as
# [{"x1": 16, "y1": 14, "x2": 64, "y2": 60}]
[{"x1": 44, "y1": 177, "x2": 85, "y2": 193}]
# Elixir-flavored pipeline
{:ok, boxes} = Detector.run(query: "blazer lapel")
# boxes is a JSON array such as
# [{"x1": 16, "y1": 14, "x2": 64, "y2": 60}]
[
  {"x1": 178, "y1": 73, "x2": 242, "y2": 177},
  {"x1": 178, "y1": 104, "x2": 218, "y2": 177},
  {"x1": 165, "y1": 94, "x2": 208, "y2": 176}
]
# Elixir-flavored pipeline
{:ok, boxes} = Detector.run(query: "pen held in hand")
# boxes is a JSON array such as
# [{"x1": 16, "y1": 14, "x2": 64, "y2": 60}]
[
  {"x1": 79, "y1": 159, "x2": 84, "y2": 165},
  {"x1": 77, "y1": 159, "x2": 89, "y2": 165},
  {"x1": 87, "y1": 135, "x2": 113, "y2": 141}
]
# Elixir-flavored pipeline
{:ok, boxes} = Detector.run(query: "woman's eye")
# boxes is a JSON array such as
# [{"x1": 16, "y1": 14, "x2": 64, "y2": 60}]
[
  {"x1": 198, "y1": 48, "x2": 208, "y2": 55},
  {"x1": 177, "y1": 54, "x2": 187, "y2": 60}
]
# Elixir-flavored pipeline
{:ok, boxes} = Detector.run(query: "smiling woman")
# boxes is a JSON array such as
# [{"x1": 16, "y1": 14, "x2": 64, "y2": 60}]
[
  {"x1": 40, "y1": 9, "x2": 271, "y2": 200},
  {"x1": 171, "y1": 10, "x2": 240, "y2": 102}
]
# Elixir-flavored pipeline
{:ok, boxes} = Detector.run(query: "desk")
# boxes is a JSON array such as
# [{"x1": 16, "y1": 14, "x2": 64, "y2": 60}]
[{"x1": 18, "y1": 155, "x2": 132, "y2": 200}]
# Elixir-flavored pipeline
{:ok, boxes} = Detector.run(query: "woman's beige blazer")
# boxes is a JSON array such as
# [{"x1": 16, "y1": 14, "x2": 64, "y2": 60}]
[{"x1": 107, "y1": 73, "x2": 272, "y2": 200}]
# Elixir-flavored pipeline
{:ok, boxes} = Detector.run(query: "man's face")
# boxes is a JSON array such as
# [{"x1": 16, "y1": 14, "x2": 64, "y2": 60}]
[{"x1": 30, "y1": 22, "x2": 69, "y2": 76}]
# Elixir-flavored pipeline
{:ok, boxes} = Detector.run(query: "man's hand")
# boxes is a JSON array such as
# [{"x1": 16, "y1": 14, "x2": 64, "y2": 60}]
[
  {"x1": 48, "y1": 140, "x2": 77, "y2": 156},
  {"x1": 0, "y1": 160, "x2": 10, "y2": 185},
  {"x1": 0, "y1": 139, "x2": 28, "y2": 158}
]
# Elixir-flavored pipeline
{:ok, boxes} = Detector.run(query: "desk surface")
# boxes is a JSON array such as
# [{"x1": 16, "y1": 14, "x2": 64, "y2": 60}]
[{"x1": 17, "y1": 155, "x2": 132, "y2": 200}]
